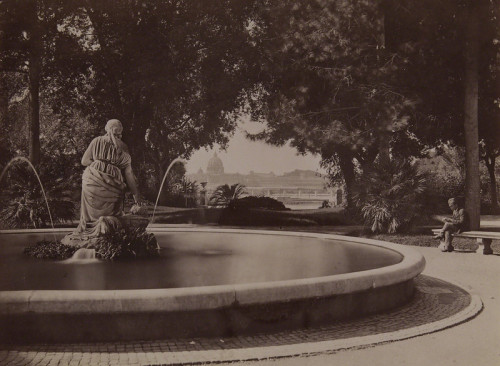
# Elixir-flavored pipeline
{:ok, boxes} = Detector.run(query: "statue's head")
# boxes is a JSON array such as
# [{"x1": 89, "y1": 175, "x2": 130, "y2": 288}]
[
  {"x1": 448, "y1": 197, "x2": 460, "y2": 210},
  {"x1": 105, "y1": 119, "x2": 123, "y2": 139}
]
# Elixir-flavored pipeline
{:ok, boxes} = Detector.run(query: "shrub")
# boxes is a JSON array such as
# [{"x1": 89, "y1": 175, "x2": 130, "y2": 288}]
[
  {"x1": 281, "y1": 217, "x2": 318, "y2": 226},
  {"x1": 92, "y1": 227, "x2": 160, "y2": 260},
  {"x1": 354, "y1": 158, "x2": 427, "y2": 233},
  {"x1": 210, "y1": 183, "x2": 246, "y2": 207},
  {"x1": 416, "y1": 148, "x2": 466, "y2": 213},
  {"x1": 23, "y1": 228, "x2": 159, "y2": 260},
  {"x1": 217, "y1": 207, "x2": 347, "y2": 226},
  {"x1": 163, "y1": 178, "x2": 199, "y2": 208},
  {"x1": 230, "y1": 196, "x2": 289, "y2": 211},
  {"x1": 0, "y1": 163, "x2": 76, "y2": 228},
  {"x1": 422, "y1": 171, "x2": 464, "y2": 213},
  {"x1": 319, "y1": 200, "x2": 332, "y2": 209},
  {"x1": 23, "y1": 240, "x2": 77, "y2": 260}
]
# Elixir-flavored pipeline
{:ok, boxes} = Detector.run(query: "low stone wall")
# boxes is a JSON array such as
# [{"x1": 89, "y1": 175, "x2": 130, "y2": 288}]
[{"x1": 0, "y1": 280, "x2": 415, "y2": 343}]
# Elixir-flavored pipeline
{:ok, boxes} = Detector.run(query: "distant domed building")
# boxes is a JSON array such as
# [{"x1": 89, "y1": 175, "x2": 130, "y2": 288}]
[
  {"x1": 187, "y1": 151, "x2": 343, "y2": 208},
  {"x1": 207, "y1": 152, "x2": 224, "y2": 175}
]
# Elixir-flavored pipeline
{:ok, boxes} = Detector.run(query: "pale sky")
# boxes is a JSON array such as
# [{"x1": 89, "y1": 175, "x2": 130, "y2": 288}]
[{"x1": 186, "y1": 119, "x2": 324, "y2": 175}]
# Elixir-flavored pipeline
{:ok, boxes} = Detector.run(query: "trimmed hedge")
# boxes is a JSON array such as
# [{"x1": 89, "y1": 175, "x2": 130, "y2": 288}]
[
  {"x1": 229, "y1": 196, "x2": 289, "y2": 211},
  {"x1": 218, "y1": 208, "x2": 347, "y2": 226}
]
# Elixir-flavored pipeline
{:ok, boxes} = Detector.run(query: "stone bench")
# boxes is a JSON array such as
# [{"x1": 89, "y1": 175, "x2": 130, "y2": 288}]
[{"x1": 431, "y1": 229, "x2": 499, "y2": 255}]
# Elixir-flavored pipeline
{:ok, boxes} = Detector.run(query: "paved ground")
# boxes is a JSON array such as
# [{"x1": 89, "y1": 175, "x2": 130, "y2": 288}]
[{"x1": 245, "y1": 246, "x2": 500, "y2": 366}]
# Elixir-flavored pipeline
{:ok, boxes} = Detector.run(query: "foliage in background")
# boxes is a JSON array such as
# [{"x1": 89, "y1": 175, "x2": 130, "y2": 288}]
[
  {"x1": 1, "y1": 0, "x2": 498, "y2": 215},
  {"x1": 354, "y1": 159, "x2": 427, "y2": 233},
  {"x1": 168, "y1": 178, "x2": 199, "y2": 208},
  {"x1": 209, "y1": 183, "x2": 246, "y2": 208},
  {"x1": 247, "y1": 0, "x2": 421, "y2": 206},
  {"x1": 416, "y1": 146, "x2": 499, "y2": 214},
  {"x1": 416, "y1": 147, "x2": 465, "y2": 213},
  {"x1": 0, "y1": 163, "x2": 76, "y2": 228},
  {"x1": 1, "y1": 0, "x2": 264, "y2": 197},
  {"x1": 150, "y1": 174, "x2": 199, "y2": 208},
  {"x1": 386, "y1": 0, "x2": 499, "y2": 221},
  {"x1": 246, "y1": 0, "x2": 498, "y2": 210}
]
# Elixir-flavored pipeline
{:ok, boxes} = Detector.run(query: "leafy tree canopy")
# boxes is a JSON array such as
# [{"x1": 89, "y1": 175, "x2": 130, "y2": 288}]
[
  {"x1": 1, "y1": 0, "x2": 262, "y2": 198},
  {"x1": 247, "y1": 0, "x2": 419, "y2": 203}
]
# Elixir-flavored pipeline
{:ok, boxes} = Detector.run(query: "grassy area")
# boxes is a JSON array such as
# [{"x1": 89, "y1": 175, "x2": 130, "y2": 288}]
[
  {"x1": 356, "y1": 233, "x2": 500, "y2": 253},
  {"x1": 364, "y1": 234, "x2": 472, "y2": 248},
  {"x1": 221, "y1": 224, "x2": 500, "y2": 253},
  {"x1": 154, "y1": 207, "x2": 349, "y2": 226}
]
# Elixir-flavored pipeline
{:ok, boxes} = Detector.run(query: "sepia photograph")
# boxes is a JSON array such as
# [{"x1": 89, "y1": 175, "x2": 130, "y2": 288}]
[{"x1": 0, "y1": 0, "x2": 499, "y2": 365}]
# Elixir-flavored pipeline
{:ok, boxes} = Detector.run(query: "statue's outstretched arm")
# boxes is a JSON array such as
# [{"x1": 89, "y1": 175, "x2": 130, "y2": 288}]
[{"x1": 124, "y1": 165, "x2": 141, "y2": 204}]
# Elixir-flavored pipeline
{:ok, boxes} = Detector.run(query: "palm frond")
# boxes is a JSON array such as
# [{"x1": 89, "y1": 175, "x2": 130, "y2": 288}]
[
  {"x1": 354, "y1": 158, "x2": 427, "y2": 233},
  {"x1": 209, "y1": 183, "x2": 247, "y2": 208}
]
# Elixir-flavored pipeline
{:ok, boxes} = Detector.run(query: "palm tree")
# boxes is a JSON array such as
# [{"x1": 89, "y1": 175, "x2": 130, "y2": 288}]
[
  {"x1": 209, "y1": 183, "x2": 246, "y2": 208},
  {"x1": 354, "y1": 159, "x2": 427, "y2": 234}
]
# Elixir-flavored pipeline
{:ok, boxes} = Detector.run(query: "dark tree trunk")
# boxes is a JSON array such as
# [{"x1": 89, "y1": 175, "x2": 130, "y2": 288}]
[
  {"x1": 84, "y1": 0, "x2": 125, "y2": 121},
  {"x1": 28, "y1": 0, "x2": 41, "y2": 166},
  {"x1": 0, "y1": 74, "x2": 8, "y2": 132},
  {"x1": 463, "y1": 1, "x2": 481, "y2": 230},
  {"x1": 485, "y1": 155, "x2": 499, "y2": 211},
  {"x1": 337, "y1": 151, "x2": 356, "y2": 208},
  {"x1": 0, "y1": 73, "x2": 10, "y2": 164}
]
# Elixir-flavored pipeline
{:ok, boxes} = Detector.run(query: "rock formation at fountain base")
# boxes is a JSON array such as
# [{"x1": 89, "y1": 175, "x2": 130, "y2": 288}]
[{"x1": 61, "y1": 214, "x2": 149, "y2": 248}]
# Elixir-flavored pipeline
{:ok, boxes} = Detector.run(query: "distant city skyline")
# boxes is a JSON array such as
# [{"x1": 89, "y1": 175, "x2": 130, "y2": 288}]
[{"x1": 186, "y1": 119, "x2": 324, "y2": 175}]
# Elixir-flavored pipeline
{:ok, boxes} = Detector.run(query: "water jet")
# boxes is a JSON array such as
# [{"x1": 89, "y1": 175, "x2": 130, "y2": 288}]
[
  {"x1": 151, "y1": 157, "x2": 188, "y2": 223},
  {"x1": 0, "y1": 157, "x2": 56, "y2": 239}
]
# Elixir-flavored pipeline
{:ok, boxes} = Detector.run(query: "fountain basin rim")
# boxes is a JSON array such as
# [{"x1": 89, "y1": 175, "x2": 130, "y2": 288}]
[{"x1": 0, "y1": 228, "x2": 425, "y2": 315}]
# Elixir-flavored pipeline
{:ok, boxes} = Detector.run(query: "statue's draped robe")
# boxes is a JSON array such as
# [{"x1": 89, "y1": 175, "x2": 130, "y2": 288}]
[
  {"x1": 61, "y1": 135, "x2": 150, "y2": 247},
  {"x1": 77, "y1": 136, "x2": 131, "y2": 232}
]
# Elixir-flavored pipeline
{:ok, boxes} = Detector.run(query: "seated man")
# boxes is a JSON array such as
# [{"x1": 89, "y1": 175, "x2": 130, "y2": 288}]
[{"x1": 434, "y1": 198, "x2": 469, "y2": 252}]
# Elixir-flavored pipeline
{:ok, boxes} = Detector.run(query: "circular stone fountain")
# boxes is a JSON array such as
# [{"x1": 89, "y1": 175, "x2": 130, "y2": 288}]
[{"x1": 0, "y1": 228, "x2": 425, "y2": 343}]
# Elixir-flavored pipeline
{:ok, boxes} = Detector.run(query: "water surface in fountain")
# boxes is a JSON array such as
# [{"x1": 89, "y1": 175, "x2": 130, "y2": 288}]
[{"x1": 0, "y1": 231, "x2": 402, "y2": 291}]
